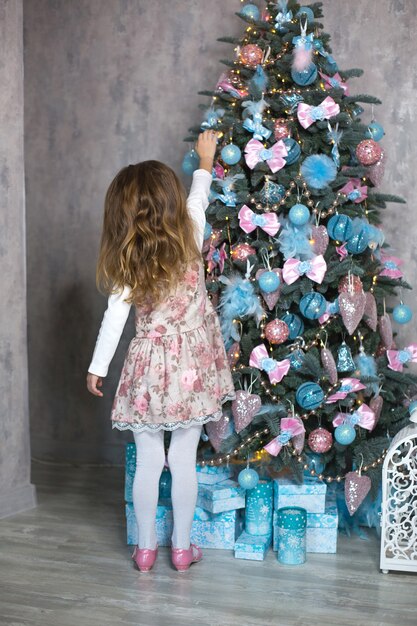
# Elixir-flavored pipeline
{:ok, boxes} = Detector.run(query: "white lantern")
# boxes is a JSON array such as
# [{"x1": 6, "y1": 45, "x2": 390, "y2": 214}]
[{"x1": 380, "y1": 420, "x2": 417, "y2": 574}]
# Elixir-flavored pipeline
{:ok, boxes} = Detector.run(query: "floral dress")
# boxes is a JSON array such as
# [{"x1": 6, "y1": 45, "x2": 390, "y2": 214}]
[{"x1": 110, "y1": 259, "x2": 235, "y2": 432}]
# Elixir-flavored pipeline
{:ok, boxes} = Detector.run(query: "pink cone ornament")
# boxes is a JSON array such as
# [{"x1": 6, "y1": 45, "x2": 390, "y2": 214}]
[
  {"x1": 345, "y1": 471, "x2": 372, "y2": 516},
  {"x1": 264, "y1": 319, "x2": 290, "y2": 345},
  {"x1": 231, "y1": 242, "x2": 256, "y2": 262},
  {"x1": 378, "y1": 313, "x2": 393, "y2": 349},
  {"x1": 227, "y1": 341, "x2": 240, "y2": 367},
  {"x1": 231, "y1": 390, "x2": 262, "y2": 433},
  {"x1": 338, "y1": 274, "x2": 363, "y2": 294},
  {"x1": 256, "y1": 268, "x2": 282, "y2": 310},
  {"x1": 310, "y1": 225, "x2": 329, "y2": 256},
  {"x1": 339, "y1": 291, "x2": 367, "y2": 335},
  {"x1": 363, "y1": 292, "x2": 378, "y2": 331},
  {"x1": 368, "y1": 150, "x2": 386, "y2": 186},
  {"x1": 321, "y1": 347, "x2": 338, "y2": 384},
  {"x1": 308, "y1": 427, "x2": 333, "y2": 453},
  {"x1": 274, "y1": 118, "x2": 292, "y2": 140},
  {"x1": 205, "y1": 413, "x2": 232, "y2": 452},
  {"x1": 369, "y1": 395, "x2": 383, "y2": 423},
  {"x1": 355, "y1": 139, "x2": 382, "y2": 166},
  {"x1": 239, "y1": 44, "x2": 264, "y2": 67}
]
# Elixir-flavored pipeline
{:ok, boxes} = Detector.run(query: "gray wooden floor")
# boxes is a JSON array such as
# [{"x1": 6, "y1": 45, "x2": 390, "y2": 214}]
[{"x1": 1, "y1": 461, "x2": 416, "y2": 626}]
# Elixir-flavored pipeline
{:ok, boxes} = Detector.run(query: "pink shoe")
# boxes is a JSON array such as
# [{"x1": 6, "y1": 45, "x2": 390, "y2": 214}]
[
  {"x1": 131, "y1": 545, "x2": 158, "y2": 572},
  {"x1": 171, "y1": 543, "x2": 202, "y2": 572}
]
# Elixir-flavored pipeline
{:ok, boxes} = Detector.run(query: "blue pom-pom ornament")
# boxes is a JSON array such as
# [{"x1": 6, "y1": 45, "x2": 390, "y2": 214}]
[
  {"x1": 327, "y1": 214, "x2": 353, "y2": 242},
  {"x1": 238, "y1": 467, "x2": 259, "y2": 490},
  {"x1": 281, "y1": 313, "x2": 304, "y2": 340},
  {"x1": 258, "y1": 271, "x2": 280, "y2": 293},
  {"x1": 334, "y1": 423, "x2": 356, "y2": 445},
  {"x1": 366, "y1": 122, "x2": 385, "y2": 142},
  {"x1": 182, "y1": 149, "x2": 199, "y2": 175},
  {"x1": 296, "y1": 382, "x2": 325, "y2": 410},
  {"x1": 289, "y1": 203, "x2": 310, "y2": 226},
  {"x1": 240, "y1": 3, "x2": 260, "y2": 21},
  {"x1": 283, "y1": 138, "x2": 301, "y2": 165},
  {"x1": 221, "y1": 143, "x2": 242, "y2": 165},
  {"x1": 300, "y1": 292, "x2": 327, "y2": 319},
  {"x1": 301, "y1": 154, "x2": 337, "y2": 189},
  {"x1": 291, "y1": 63, "x2": 317, "y2": 86},
  {"x1": 203, "y1": 222, "x2": 213, "y2": 240},
  {"x1": 393, "y1": 303, "x2": 413, "y2": 325}
]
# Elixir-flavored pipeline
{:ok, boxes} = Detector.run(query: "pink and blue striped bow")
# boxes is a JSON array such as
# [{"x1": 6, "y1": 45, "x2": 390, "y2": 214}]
[
  {"x1": 263, "y1": 417, "x2": 306, "y2": 456},
  {"x1": 387, "y1": 344, "x2": 417, "y2": 372},
  {"x1": 326, "y1": 378, "x2": 366, "y2": 403},
  {"x1": 238, "y1": 205, "x2": 280, "y2": 237},
  {"x1": 244, "y1": 138, "x2": 288, "y2": 173},
  {"x1": 249, "y1": 344, "x2": 291, "y2": 384},
  {"x1": 282, "y1": 255, "x2": 327, "y2": 285},
  {"x1": 332, "y1": 404, "x2": 377, "y2": 432},
  {"x1": 297, "y1": 96, "x2": 340, "y2": 129}
]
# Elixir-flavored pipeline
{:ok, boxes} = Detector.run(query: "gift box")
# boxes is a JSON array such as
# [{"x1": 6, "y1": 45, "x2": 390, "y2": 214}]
[
  {"x1": 273, "y1": 496, "x2": 338, "y2": 554},
  {"x1": 245, "y1": 479, "x2": 273, "y2": 536},
  {"x1": 234, "y1": 530, "x2": 272, "y2": 561},
  {"x1": 124, "y1": 442, "x2": 136, "y2": 502},
  {"x1": 273, "y1": 475, "x2": 327, "y2": 513},
  {"x1": 126, "y1": 503, "x2": 242, "y2": 550},
  {"x1": 197, "y1": 479, "x2": 246, "y2": 514},
  {"x1": 197, "y1": 463, "x2": 234, "y2": 485}
]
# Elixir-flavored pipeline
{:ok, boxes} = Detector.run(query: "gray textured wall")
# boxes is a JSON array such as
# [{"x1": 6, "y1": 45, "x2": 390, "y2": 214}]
[
  {"x1": 24, "y1": 0, "x2": 417, "y2": 464},
  {"x1": 0, "y1": 0, "x2": 37, "y2": 517}
]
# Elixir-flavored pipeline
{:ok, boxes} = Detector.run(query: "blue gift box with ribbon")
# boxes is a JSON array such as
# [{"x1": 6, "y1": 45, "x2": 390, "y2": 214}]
[
  {"x1": 196, "y1": 463, "x2": 234, "y2": 485},
  {"x1": 126, "y1": 503, "x2": 242, "y2": 550},
  {"x1": 197, "y1": 479, "x2": 246, "y2": 514},
  {"x1": 234, "y1": 530, "x2": 272, "y2": 561},
  {"x1": 273, "y1": 475, "x2": 327, "y2": 513}
]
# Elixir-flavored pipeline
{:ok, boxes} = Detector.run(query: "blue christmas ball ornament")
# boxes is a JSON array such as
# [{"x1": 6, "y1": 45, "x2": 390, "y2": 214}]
[
  {"x1": 296, "y1": 6, "x2": 315, "y2": 22},
  {"x1": 221, "y1": 143, "x2": 242, "y2": 165},
  {"x1": 240, "y1": 3, "x2": 260, "y2": 21},
  {"x1": 203, "y1": 222, "x2": 212, "y2": 240},
  {"x1": 300, "y1": 292, "x2": 327, "y2": 320},
  {"x1": 296, "y1": 382, "x2": 325, "y2": 410},
  {"x1": 334, "y1": 423, "x2": 356, "y2": 445},
  {"x1": 409, "y1": 400, "x2": 417, "y2": 418},
  {"x1": 258, "y1": 271, "x2": 280, "y2": 293},
  {"x1": 291, "y1": 63, "x2": 317, "y2": 86},
  {"x1": 393, "y1": 303, "x2": 413, "y2": 325},
  {"x1": 289, "y1": 203, "x2": 310, "y2": 226},
  {"x1": 327, "y1": 214, "x2": 353, "y2": 242},
  {"x1": 259, "y1": 181, "x2": 285, "y2": 204},
  {"x1": 281, "y1": 313, "x2": 304, "y2": 340},
  {"x1": 346, "y1": 228, "x2": 369, "y2": 254},
  {"x1": 238, "y1": 467, "x2": 259, "y2": 490},
  {"x1": 366, "y1": 122, "x2": 385, "y2": 142},
  {"x1": 182, "y1": 149, "x2": 199, "y2": 175},
  {"x1": 313, "y1": 39, "x2": 323, "y2": 51},
  {"x1": 283, "y1": 138, "x2": 301, "y2": 165}
]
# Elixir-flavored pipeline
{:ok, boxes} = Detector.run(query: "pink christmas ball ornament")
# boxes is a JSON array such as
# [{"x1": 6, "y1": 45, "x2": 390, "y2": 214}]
[
  {"x1": 264, "y1": 319, "x2": 290, "y2": 345},
  {"x1": 308, "y1": 427, "x2": 333, "y2": 453},
  {"x1": 231, "y1": 242, "x2": 256, "y2": 262},
  {"x1": 239, "y1": 44, "x2": 264, "y2": 68},
  {"x1": 355, "y1": 139, "x2": 382, "y2": 166},
  {"x1": 274, "y1": 118, "x2": 292, "y2": 140}
]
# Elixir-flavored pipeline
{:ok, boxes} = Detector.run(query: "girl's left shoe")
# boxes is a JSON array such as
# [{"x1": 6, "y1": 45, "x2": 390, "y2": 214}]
[
  {"x1": 171, "y1": 543, "x2": 202, "y2": 572},
  {"x1": 131, "y1": 545, "x2": 158, "y2": 572}
]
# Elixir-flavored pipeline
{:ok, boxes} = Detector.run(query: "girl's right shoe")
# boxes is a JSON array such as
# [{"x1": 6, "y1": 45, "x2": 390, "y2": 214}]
[
  {"x1": 171, "y1": 543, "x2": 202, "y2": 572},
  {"x1": 131, "y1": 545, "x2": 158, "y2": 572}
]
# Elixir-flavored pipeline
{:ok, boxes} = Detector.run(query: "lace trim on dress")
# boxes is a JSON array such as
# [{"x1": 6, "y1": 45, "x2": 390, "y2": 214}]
[{"x1": 111, "y1": 392, "x2": 236, "y2": 433}]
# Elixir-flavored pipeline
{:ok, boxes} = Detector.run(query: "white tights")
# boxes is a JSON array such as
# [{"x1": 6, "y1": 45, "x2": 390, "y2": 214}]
[{"x1": 132, "y1": 424, "x2": 202, "y2": 550}]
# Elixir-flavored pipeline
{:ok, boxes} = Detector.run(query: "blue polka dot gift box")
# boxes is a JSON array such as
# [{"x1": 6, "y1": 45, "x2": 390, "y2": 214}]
[
  {"x1": 273, "y1": 495, "x2": 338, "y2": 554},
  {"x1": 126, "y1": 503, "x2": 243, "y2": 550},
  {"x1": 273, "y1": 475, "x2": 327, "y2": 513},
  {"x1": 234, "y1": 530, "x2": 272, "y2": 561},
  {"x1": 196, "y1": 479, "x2": 246, "y2": 514}
]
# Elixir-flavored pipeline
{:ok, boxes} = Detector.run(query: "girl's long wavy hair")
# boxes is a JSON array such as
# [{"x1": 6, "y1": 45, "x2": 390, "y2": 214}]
[{"x1": 96, "y1": 160, "x2": 201, "y2": 306}]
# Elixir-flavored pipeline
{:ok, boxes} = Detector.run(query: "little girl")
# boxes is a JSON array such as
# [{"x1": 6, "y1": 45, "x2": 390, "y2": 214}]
[{"x1": 87, "y1": 131, "x2": 235, "y2": 572}]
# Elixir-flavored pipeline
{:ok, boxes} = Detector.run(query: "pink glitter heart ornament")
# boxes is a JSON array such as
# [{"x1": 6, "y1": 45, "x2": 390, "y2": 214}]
[
  {"x1": 369, "y1": 395, "x2": 383, "y2": 423},
  {"x1": 378, "y1": 313, "x2": 393, "y2": 349},
  {"x1": 256, "y1": 268, "x2": 282, "y2": 310},
  {"x1": 205, "y1": 413, "x2": 233, "y2": 452},
  {"x1": 339, "y1": 291, "x2": 366, "y2": 335},
  {"x1": 363, "y1": 291, "x2": 378, "y2": 331},
  {"x1": 231, "y1": 390, "x2": 262, "y2": 433},
  {"x1": 345, "y1": 471, "x2": 372, "y2": 516},
  {"x1": 310, "y1": 225, "x2": 329, "y2": 256}
]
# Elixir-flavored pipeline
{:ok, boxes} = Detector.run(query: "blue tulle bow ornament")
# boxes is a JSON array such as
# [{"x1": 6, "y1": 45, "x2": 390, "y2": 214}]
[
  {"x1": 201, "y1": 107, "x2": 225, "y2": 130},
  {"x1": 249, "y1": 65, "x2": 269, "y2": 98},
  {"x1": 301, "y1": 154, "x2": 338, "y2": 189},
  {"x1": 242, "y1": 99, "x2": 272, "y2": 141},
  {"x1": 218, "y1": 272, "x2": 264, "y2": 344},
  {"x1": 212, "y1": 174, "x2": 244, "y2": 207},
  {"x1": 276, "y1": 217, "x2": 314, "y2": 260},
  {"x1": 327, "y1": 122, "x2": 343, "y2": 168},
  {"x1": 275, "y1": 0, "x2": 293, "y2": 31}
]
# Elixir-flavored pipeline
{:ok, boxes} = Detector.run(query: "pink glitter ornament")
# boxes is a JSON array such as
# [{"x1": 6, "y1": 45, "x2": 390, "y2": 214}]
[
  {"x1": 239, "y1": 44, "x2": 264, "y2": 68},
  {"x1": 321, "y1": 347, "x2": 338, "y2": 384},
  {"x1": 256, "y1": 268, "x2": 282, "y2": 310},
  {"x1": 264, "y1": 319, "x2": 290, "y2": 345},
  {"x1": 232, "y1": 390, "x2": 262, "y2": 433},
  {"x1": 308, "y1": 428, "x2": 333, "y2": 453},
  {"x1": 345, "y1": 471, "x2": 371, "y2": 516},
  {"x1": 368, "y1": 150, "x2": 386, "y2": 186},
  {"x1": 363, "y1": 292, "x2": 378, "y2": 331},
  {"x1": 378, "y1": 313, "x2": 393, "y2": 349},
  {"x1": 338, "y1": 274, "x2": 363, "y2": 294},
  {"x1": 310, "y1": 225, "x2": 329, "y2": 256},
  {"x1": 339, "y1": 291, "x2": 366, "y2": 335},
  {"x1": 205, "y1": 413, "x2": 232, "y2": 452},
  {"x1": 226, "y1": 341, "x2": 240, "y2": 367},
  {"x1": 274, "y1": 118, "x2": 292, "y2": 140},
  {"x1": 369, "y1": 395, "x2": 383, "y2": 423},
  {"x1": 355, "y1": 139, "x2": 382, "y2": 166},
  {"x1": 230, "y1": 242, "x2": 256, "y2": 262}
]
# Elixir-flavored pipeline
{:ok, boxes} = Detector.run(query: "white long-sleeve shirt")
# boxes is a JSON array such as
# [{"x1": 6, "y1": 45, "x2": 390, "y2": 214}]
[{"x1": 88, "y1": 168, "x2": 212, "y2": 377}]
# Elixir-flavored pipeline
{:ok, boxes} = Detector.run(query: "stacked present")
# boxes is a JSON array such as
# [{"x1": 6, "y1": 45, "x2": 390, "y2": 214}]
[{"x1": 125, "y1": 443, "x2": 244, "y2": 549}]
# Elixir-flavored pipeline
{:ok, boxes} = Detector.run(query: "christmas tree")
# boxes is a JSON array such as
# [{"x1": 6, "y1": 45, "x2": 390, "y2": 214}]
[{"x1": 183, "y1": 0, "x2": 416, "y2": 511}]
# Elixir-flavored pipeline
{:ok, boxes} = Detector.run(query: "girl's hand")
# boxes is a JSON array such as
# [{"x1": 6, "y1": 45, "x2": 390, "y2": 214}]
[
  {"x1": 87, "y1": 372, "x2": 104, "y2": 397},
  {"x1": 195, "y1": 130, "x2": 218, "y2": 172}
]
